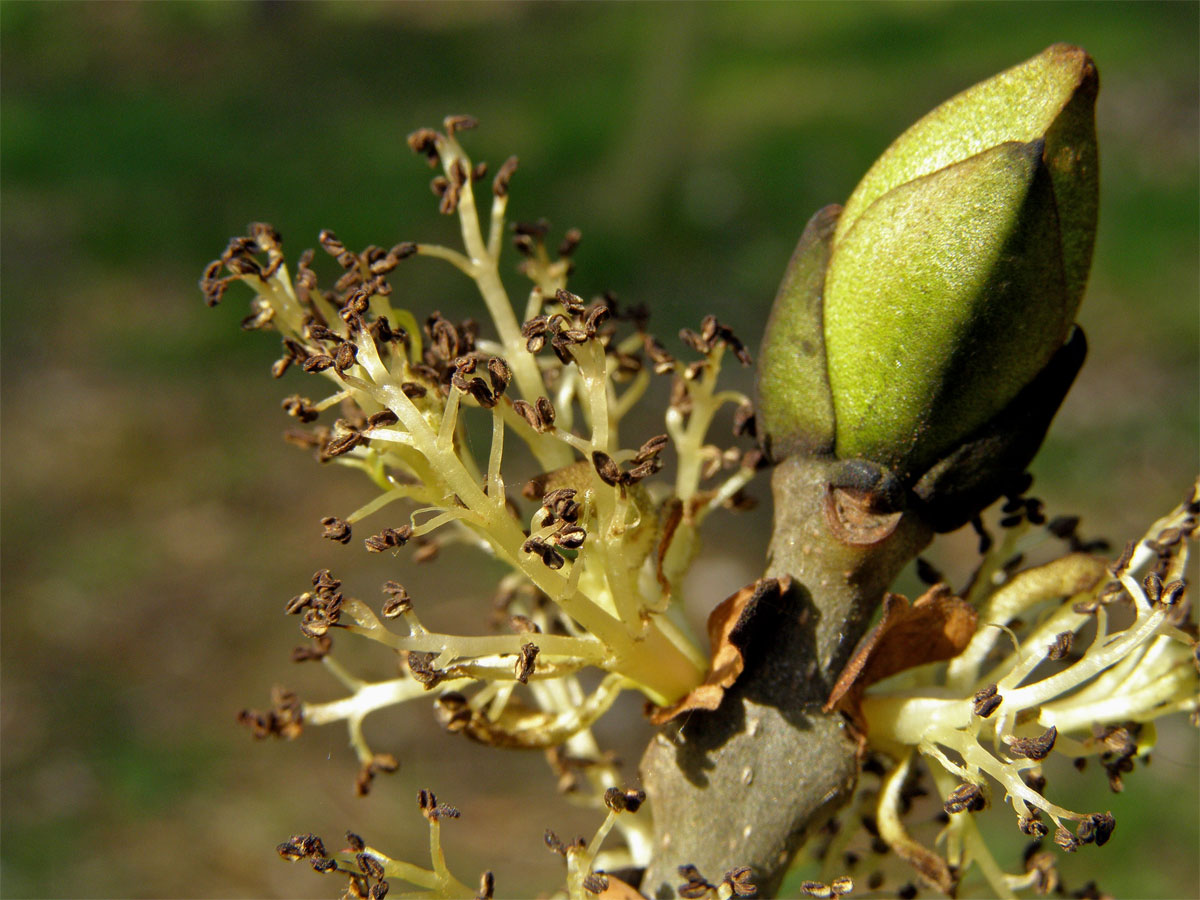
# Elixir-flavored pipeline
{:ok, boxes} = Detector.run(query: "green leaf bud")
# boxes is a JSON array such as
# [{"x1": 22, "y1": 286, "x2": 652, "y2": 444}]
[
  {"x1": 758, "y1": 45, "x2": 1099, "y2": 525},
  {"x1": 756, "y1": 204, "x2": 840, "y2": 460},
  {"x1": 826, "y1": 44, "x2": 1098, "y2": 477}
]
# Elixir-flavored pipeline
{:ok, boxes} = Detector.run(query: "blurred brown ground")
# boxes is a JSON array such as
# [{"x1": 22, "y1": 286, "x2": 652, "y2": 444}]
[{"x1": 1, "y1": 3, "x2": 1196, "y2": 898}]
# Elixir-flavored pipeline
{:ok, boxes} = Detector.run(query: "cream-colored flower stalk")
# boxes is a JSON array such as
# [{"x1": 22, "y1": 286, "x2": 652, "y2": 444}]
[{"x1": 854, "y1": 483, "x2": 1199, "y2": 897}]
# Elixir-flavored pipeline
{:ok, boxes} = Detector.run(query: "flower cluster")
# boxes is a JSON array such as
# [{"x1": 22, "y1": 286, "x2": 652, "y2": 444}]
[
  {"x1": 817, "y1": 483, "x2": 1199, "y2": 897},
  {"x1": 207, "y1": 117, "x2": 760, "y2": 895}
]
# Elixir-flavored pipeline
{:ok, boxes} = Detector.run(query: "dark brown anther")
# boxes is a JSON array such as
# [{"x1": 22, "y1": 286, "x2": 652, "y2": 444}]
[
  {"x1": 1047, "y1": 515, "x2": 1081, "y2": 539},
  {"x1": 677, "y1": 864, "x2": 715, "y2": 899},
  {"x1": 407, "y1": 128, "x2": 442, "y2": 166},
  {"x1": 1077, "y1": 812, "x2": 1115, "y2": 847},
  {"x1": 800, "y1": 881, "x2": 832, "y2": 898},
  {"x1": 678, "y1": 327, "x2": 708, "y2": 355},
  {"x1": 299, "y1": 608, "x2": 333, "y2": 638},
  {"x1": 513, "y1": 221, "x2": 552, "y2": 243},
  {"x1": 541, "y1": 545, "x2": 565, "y2": 569},
  {"x1": 513, "y1": 233, "x2": 535, "y2": 256},
  {"x1": 1054, "y1": 826, "x2": 1081, "y2": 853},
  {"x1": 626, "y1": 457, "x2": 663, "y2": 483},
  {"x1": 1143, "y1": 572, "x2": 1164, "y2": 604},
  {"x1": 509, "y1": 614, "x2": 540, "y2": 634},
  {"x1": 644, "y1": 334, "x2": 676, "y2": 374},
  {"x1": 493, "y1": 155, "x2": 519, "y2": 197},
  {"x1": 544, "y1": 830, "x2": 566, "y2": 856},
  {"x1": 333, "y1": 340, "x2": 355, "y2": 376},
  {"x1": 1161, "y1": 579, "x2": 1186, "y2": 606},
  {"x1": 426, "y1": 313, "x2": 461, "y2": 361},
  {"x1": 407, "y1": 651, "x2": 445, "y2": 687},
  {"x1": 555, "y1": 525, "x2": 587, "y2": 550},
  {"x1": 1006, "y1": 725, "x2": 1058, "y2": 760},
  {"x1": 1097, "y1": 581, "x2": 1125, "y2": 605},
  {"x1": 439, "y1": 179, "x2": 461, "y2": 215},
  {"x1": 558, "y1": 228, "x2": 582, "y2": 258},
  {"x1": 200, "y1": 259, "x2": 229, "y2": 307},
  {"x1": 354, "y1": 754, "x2": 401, "y2": 797},
  {"x1": 321, "y1": 516, "x2": 352, "y2": 544},
  {"x1": 535, "y1": 396, "x2": 556, "y2": 430},
  {"x1": 390, "y1": 241, "x2": 418, "y2": 262},
  {"x1": 355, "y1": 766, "x2": 374, "y2": 797},
  {"x1": 1109, "y1": 540, "x2": 1135, "y2": 576},
  {"x1": 435, "y1": 693, "x2": 472, "y2": 734},
  {"x1": 591, "y1": 451, "x2": 624, "y2": 487},
  {"x1": 554, "y1": 288, "x2": 585, "y2": 315},
  {"x1": 364, "y1": 525, "x2": 414, "y2": 553},
  {"x1": 318, "y1": 229, "x2": 349, "y2": 263},
  {"x1": 1023, "y1": 850, "x2": 1059, "y2": 895},
  {"x1": 511, "y1": 399, "x2": 542, "y2": 432},
  {"x1": 357, "y1": 853, "x2": 385, "y2": 880},
  {"x1": 1047, "y1": 631, "x2": 1074, "y2": 660},
  {"x1": 224, "y1": 254, "x2": 264, "y2": 278},
  {"x1": 367, "y1": 410, "x2": 399, "y2": 429},
  {"x1": 603, "y1": 787, "x2": 646, "y2": 814},
  {"x1": 973, "y1": 684, "x2": 1002, "y2": 718},
  {"x1": 303, "y1": 354, "x2": 336, "y2": 373},
  {"x1": 381, "y1": 581, "x2": 412, "y2": 617},
  {"x1": 522, "y1": 315, "x2": 549, "y2": 353},
  {"x1": 515, "y1": 642, "x2": 539, "y2": 684},
  {"x1": 727, "y1": 402, "x2": 756, "y2": 440},
  {"x1": 411, "y1": 538, "x2": 440, "y2": 564},
  {"x1": 401, "y1": 381, "x2": 428, "y2": 399},
  {"x1": 544, "y1": 492, "x2": 581, "y2": 526},
  {"x1": 312, "y1": 569, "x2": 340, "y2": 593},
  {"x1": 634, "y1": 434, "x2": 670, "y2": 463},
  {"x1": 944, "y1": 782, "x2": 986, "y2": 814},
  {"x1": 1022, "y1": 770, "x2": 1047, "y2": 795},
  {"x1": 323, "y1": 430, "x2": 365, "y2": 460},
  {"x1": 583, "y1": 303, "x2": 610, "y2": 337},
  {"x1": 239, "y1": 300, "x2": 275, "y2": 331},
  {"x1": 369, "y1": 881, "x2": 389, "y2": 900},
  {"x1": 305, "y1": 322, "x2": 340, "y2": 344},
  {"x1": 829, "y1": 876, "x2": 853, "y2": 897},
  {"x1": 444, "y1": 114, "x2": 478, "y2": 134},
  {"x1": 486, "y1": 358, "x2": 511, "y2": 396},
  {"x1": 285, "y1": 592, "x2": 314, "y2": 615},
  {"x1": 310, "y1": 856, "x2": 338, "y2": 874},
  {"x1": 416, "y1": 788, "x2": 460, "y2": 822},
  {"x1": 1018, "y1": 813, "x2": 1048, "y2": 837},
  {"x1": 668, "y1": 377, "x2": 693, "y2": 416},
  {"x1": 469, "y1": 161, "x2": 488, "y2": 183},
  {"x1": 477, "y1": 871, "x2": 495, "y2": 900},
  {"x1": 549, "y1": 333, "x2": 575, "y2": 365},
  {"x1": 581, "y1": 873, "x2": 609, "y2": 895},
  {"x1": 724, "y1": 867, "x2": 756, "y2": 898},
  {"x1": 373, "y1": 753, "x2": 399, "y2": 773},
  {"x1": 291, "y1": 634, "x2": 333, "y2": 662},
  {"x1": 282, "y1": 395, "x2": 320, "y2": 423},
  {"x1": 1156, "y1": 526, "x2": 1184, "y2": 548},
  {"x1": 276, "y1": 835, "x2": 315, "y2": 862}
]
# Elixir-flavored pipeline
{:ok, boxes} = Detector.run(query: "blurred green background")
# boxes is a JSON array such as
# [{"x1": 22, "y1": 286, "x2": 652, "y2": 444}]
[{"x1": 2, "y1": 2, "x2": 1196, "y2": 898}]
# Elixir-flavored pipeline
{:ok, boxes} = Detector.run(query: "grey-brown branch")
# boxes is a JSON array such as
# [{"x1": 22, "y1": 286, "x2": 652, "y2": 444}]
[{"x1": 639, "y1": 455, "x2": 932, "y2": 898}]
